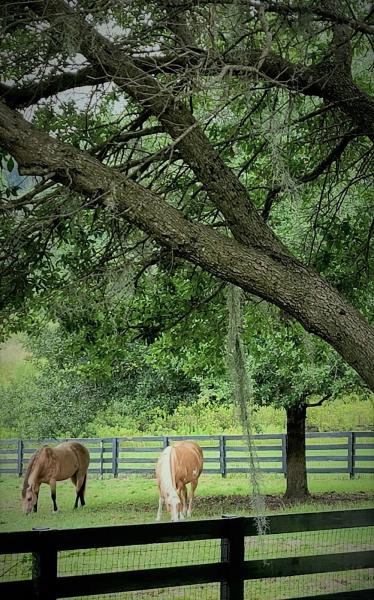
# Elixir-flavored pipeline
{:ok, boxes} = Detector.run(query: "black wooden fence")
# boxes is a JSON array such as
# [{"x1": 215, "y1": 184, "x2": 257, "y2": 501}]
[
  {"x1": 0, "y1": 509, "x2": 373, "y2": 599},
  {"x1": 1, "y1": 432, "x2": 373, "y2": 478}
]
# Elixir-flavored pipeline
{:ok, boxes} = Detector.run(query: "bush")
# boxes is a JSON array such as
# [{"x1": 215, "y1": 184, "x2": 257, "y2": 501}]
[
  {"x1": 306, "y1": 393, "x2": 374, "y2": 432},
  {"x1": 88, "y1": 393, "x2": 373, "y2": 437}
]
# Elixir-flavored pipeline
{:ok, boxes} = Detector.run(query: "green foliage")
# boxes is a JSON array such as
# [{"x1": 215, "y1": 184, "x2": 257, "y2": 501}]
[
  {"x1": 245, "y1": 307, "x2": 361, "y2": 410},
  {"x1": 1, "y1": 328, "x2": 372, "y2": 438},
  {"x1": 0, "y1": 353, "x2": 110, "y2": 439},
  {"x1": 0, "y1": 325, "x2": 199, "y2": 438}
]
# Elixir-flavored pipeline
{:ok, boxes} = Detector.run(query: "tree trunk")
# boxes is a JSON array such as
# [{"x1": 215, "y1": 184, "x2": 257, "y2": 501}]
[{"x1": 284, "y1": 403, "x2": 310, "y2": 500}]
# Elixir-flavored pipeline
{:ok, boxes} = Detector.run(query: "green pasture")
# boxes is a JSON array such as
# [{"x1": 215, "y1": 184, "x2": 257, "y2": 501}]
[
  {"x1": 0, "y1": 474, "x2": 373, "y2": 599},
  {"x1": 1, "y1": 472, "x2": 373, "y2": 532}
]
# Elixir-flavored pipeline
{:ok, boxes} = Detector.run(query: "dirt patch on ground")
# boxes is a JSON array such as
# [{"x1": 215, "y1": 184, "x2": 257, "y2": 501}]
[{"x1": 194, "y1": 492, "x2": 374, "y2": 513}]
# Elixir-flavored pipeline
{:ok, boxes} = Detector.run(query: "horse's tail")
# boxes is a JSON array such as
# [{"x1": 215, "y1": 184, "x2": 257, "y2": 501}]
[
  {"x1": 158, "y1": 446, "x2": 174, "y2": 495},
  {"x1": 170, "y1": 445, "x2": 177, "y2": 488},
  {"x1": 21, "y1": 446, "x2": 47, "y2": 497}
]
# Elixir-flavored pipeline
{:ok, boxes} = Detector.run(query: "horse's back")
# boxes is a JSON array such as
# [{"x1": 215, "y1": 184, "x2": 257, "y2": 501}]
[
  {"x1": 53, "y1": 442, "x2": 90, "y2": 479},
  {"x1": 67, "y1": 442, "x2": 90, "y2": 468},
  {"x1": 172, "y1": 441, "x2": 203, "y2": 482}
]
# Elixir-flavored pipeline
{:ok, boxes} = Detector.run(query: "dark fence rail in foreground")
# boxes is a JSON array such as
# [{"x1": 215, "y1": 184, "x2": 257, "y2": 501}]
[
  {"x1": 0, "y1": 509, "x2": 373, "y2": 599},
  {"x1": 1, "y1": 432, "x2": 373, "y2": 478}
]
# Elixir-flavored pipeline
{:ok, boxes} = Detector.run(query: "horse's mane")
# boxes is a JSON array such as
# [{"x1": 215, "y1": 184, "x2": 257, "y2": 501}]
[{"x1": 21, "y1": 445, "x2": 49, "y2": 497}]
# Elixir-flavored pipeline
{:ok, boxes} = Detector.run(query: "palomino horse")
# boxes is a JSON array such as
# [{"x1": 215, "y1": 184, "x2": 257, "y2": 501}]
[
  {"x1": 21, "y1": 442, "x2": 90, "y2": 514},
  {"x1": 155, "y1": 440, "x2": 203, "y2": 522}
]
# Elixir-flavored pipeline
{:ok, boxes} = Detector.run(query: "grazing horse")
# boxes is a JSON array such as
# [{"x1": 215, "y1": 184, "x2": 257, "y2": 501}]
[
  {"x1": 21, "y1": 442, "x2": 90, "y2": 514},
  {"x1": 155, "y1": 441, "x2": 203, "y2": 522}
]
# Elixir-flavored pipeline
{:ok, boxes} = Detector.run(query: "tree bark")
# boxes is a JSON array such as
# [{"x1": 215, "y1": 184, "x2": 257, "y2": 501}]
[{"x1": 285, "y1": 403, "x2": 309, "y2": 500}]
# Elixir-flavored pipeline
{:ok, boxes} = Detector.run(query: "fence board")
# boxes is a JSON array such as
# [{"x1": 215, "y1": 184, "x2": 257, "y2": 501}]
[
  {"x1": 243, "y1": 550, "x2": 374, "y2": 579},
  {"x1": 244, "y1": 508, "x2": 374, "y2": 535},
  {"x1": 0, "y1": 581, "x2": 34, "y2": 595}
]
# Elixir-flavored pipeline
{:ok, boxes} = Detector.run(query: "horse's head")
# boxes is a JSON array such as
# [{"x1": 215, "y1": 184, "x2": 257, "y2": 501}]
[
  {"x1": 22, "y1": 485, "x2": 37, "y2": 515},
  {"x1": 166, "y1": 490, "x2": 181, "y2": 522}
]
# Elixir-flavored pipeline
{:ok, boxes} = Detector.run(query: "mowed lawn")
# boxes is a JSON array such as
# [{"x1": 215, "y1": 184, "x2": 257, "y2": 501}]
[{"x1": 0, "y1": 472, "x2": 373, "y2": 532}]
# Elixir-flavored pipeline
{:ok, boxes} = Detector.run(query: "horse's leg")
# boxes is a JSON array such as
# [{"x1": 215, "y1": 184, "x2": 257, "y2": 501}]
[
  {"x1": 78, "y1": 474, "x2": 87, "y2": 507},
  {"x1": 187, "y1": 480, "x2": 198, "y2": 517},
  {"x1": 179, "y1": 484, "x2": 187, "y2": 519},
  {"x1": 75, "y1": 472, "x2": 87, "y2": 508},
  {"x1": 33, "y1": 487, "x2": 40, "y2": 513},
  {"x1": 70, "y1": 473, "x2": 79, "y2": 508},
  {"x1": 156, "y1": 494, "x2": 164, "y2": 521},
  {"x1": 50, "y1": 479, "x2": 58, "y2": 512}
]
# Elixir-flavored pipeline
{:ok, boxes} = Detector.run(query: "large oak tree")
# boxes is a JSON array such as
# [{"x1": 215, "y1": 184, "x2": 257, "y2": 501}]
[{"x1": 0, "y1": 0, "x2": 373, "y2": 389}]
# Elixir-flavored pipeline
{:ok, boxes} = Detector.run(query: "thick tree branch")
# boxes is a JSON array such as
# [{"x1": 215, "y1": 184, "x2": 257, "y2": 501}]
[
  {"x1": 34, "y1": 0, "x2": 287, "y2": 257},
  {"x1": 2, "y1": 38, "x2": 373, "y2": 138},
  {"x1": 170, "y1": 0, "x2": 374, "y2": 35},
  {"x1": 306, "y1": 393, "x2": 332, "y2": 408},
  {"x1": 0, "y1": 66, "x2": 106, "y2": 109},
  {"x1": 224, "y1": 51, "x2": 374, "y2": 137},
  {"x1": 300, "y1": 130, "x2": 360, "y2": 183}
]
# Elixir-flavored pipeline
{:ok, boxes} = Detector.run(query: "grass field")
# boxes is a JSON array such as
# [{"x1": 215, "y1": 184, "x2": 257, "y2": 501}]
[
  {"x1": 1, "y1": 473, "x2": 373, "y2": 599},
  {"x1": 0, "y1": 472, "x2": 373, "y2": 531}
]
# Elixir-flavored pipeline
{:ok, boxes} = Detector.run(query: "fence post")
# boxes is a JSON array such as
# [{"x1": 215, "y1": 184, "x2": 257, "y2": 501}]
[
  {"x1": 163, "y1": 436, "x2": 169, "y2": 449},
  {"x1": 112, "y1": 438, "x2": 119, "y2": 478},
  {"x1": 32, "y1": 528, "x2": 57, "y2": 599},
  {"x1": 220, "y1": 515, "x2": 245, "y2": 600},
  {"x1": 348, "y1": 432, "x2": 355, "y2": 479},
  {"x1": 220, "y1": 435, "x2": 227, "y2": 478},
  {"x1": 17, "y1": 439, "x2": 24, "y2": 477},
  {"x1": 282, "y1": 434, "x2": 287, "y2": 479},
  {"x1": 100, "y1": 439, "x2": 104, "y2": 478}
]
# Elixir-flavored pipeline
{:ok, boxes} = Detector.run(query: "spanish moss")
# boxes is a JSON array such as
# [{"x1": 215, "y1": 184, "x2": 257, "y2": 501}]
[{"x1": 226, "y1": 285, "x2": 267, "y2": 535}]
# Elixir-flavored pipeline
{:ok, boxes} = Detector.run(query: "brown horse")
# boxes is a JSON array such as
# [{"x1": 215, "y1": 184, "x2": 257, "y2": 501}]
[
  {"x1": 155, "y1": 441, "x2": 203, "y2": 522},
  {"x1": 21, "y1": 442, "x2": 90, "y2": 514}
]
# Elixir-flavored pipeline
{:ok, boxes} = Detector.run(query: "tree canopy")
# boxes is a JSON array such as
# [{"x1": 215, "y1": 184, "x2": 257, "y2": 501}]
[{"x1": 0, "y1": 1, "x2": 373, "y2": 388}]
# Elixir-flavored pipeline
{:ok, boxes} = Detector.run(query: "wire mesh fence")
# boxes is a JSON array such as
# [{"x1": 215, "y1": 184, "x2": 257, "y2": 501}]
[
  {"x1": 58, "y1": 538, "x2": 221, "y2": 599},
  {"x1": 245, "y1": 569, "x2": 373, "y2": 600},
  {"x1": 0, "y1": 552, "x2": 32, "y2": 582},
  {"x1": 58, "y1": 524, "x2": 374, "y2": 599},
  {"x1": 58, "y1": 539, "x2": 220, "y2": 575},
  {"x1": 245, "y1": 524, "x2": 374, "y2": 598}
]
